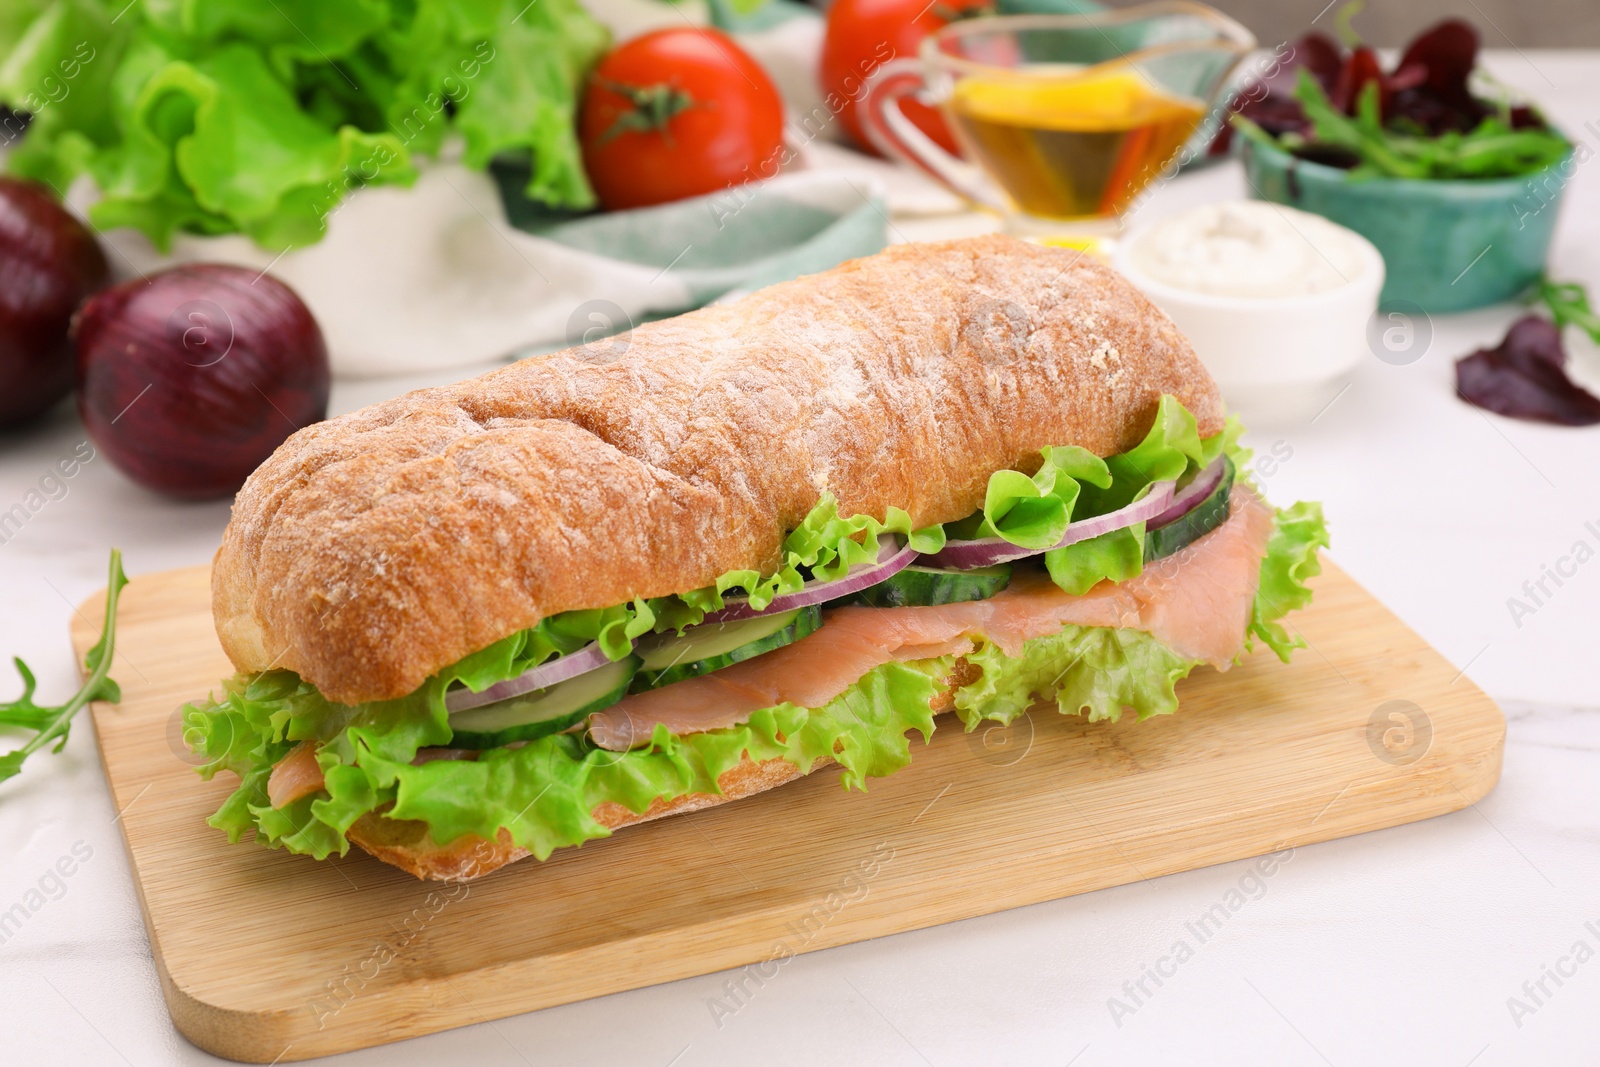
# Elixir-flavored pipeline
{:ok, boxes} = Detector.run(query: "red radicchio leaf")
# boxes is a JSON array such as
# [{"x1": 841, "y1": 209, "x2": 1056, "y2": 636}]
[
  {"x1": 1209, "y1": 30, "x2": 1347, "y2": 154},
  {"x1": 1386, "y1": 88, "x2": 1488, "y2": 135},
  {"x1": 1332, "y1": 45, "x2": 1387, "y2": 115},
  {"x1": 1384, "y1": 64, "x2": 1429, "y2": 95},
  {"x1": 1297, "y1": 32, "x2": 1345, "y2": 94},
  {"x1": 1509, "y1": 104, "x2": 1542, "y2": 129},
  {"x1": 1397, "y1": 19, "x2": 1480, "y2": 102},
  {"x1": 1388, "y1": 19, "x2": 1490, "y2": 134},
  {"x1": 1237, "y1": 94, "x2": 1316, "y2": 136},
  {"x1": 1455, "y1": 316, "x2": 1600, "y2": 426}
]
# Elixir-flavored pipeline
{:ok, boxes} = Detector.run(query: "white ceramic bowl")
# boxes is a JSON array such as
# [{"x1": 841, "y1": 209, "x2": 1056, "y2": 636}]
[{"x1": 1112, "y1": 217, "x2": 1385, "y2": 424}]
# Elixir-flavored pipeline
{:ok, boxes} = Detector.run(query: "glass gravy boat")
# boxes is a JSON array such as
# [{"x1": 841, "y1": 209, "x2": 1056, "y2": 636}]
[{"x1": 858, "y1": 3, "x2": 1255, "y2": 239}]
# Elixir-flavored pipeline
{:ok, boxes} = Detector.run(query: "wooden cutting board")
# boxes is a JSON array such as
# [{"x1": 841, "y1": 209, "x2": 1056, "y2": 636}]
[{"x1": 72, "y1": 560, "x2": 1503, "y2": 1063}]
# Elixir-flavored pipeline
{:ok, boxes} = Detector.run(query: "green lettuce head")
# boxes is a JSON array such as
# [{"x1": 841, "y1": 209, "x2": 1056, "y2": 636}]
[{"x1": 0, "y1": 0, "x2": 609, "y2": 250}]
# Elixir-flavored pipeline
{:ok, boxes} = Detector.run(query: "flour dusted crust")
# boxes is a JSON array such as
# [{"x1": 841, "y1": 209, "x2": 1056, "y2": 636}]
[{"x1": 214, "y1": 236, "x2": 1222, "y2": 705}]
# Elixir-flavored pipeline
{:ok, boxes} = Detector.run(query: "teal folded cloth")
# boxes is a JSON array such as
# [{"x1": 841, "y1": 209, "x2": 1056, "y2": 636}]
[
  {"x1": 492, "y1": 161, "x2": 888, "y2": 343},
  {"x1": 704, "y1": 0, "x2": 815, "y2": 33},
  {"x1": 998, "y1": 0, "x2": 1104, "y2": 12}
]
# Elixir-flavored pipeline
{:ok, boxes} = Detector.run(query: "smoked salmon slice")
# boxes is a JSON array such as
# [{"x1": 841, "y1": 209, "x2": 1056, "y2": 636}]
[
  {"x1": 266, "y1": 742, "x2": 478, "y2": 809},
  {"x1": 267, "y1": 740, "x2": 324, "y2": 809}
]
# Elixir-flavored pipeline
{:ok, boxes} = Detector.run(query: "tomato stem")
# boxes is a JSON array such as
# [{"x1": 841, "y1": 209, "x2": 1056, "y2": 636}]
[
  {"x1": 929, "y1": 2, "x2": 993, "y2": 23},
  {"x1": 594, "y1": 78, "x2": 698, "y2": 146}
]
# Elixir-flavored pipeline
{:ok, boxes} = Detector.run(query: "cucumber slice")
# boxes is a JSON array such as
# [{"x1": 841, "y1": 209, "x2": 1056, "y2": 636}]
[
  {"x1": 447, "y1": 657, "x2": 636, "y2": 749},
  {"x1": 854, "y1": 563, "x2": 1012, "y2": 607},
  {"x1": 632, "y1": 605, "x2": 821, "y2": 690},
  {"x1": 1144, "y1": 457, "x2": 1235, "y2": 563}
]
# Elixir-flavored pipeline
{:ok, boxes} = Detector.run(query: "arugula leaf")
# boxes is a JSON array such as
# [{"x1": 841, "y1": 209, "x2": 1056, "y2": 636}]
[
  {"x1": 1332, "y1": 0, "x2": 1365, "y2": 49},
  {"x1": 0, "y1": 549, "x2": 126, "y2": 784},
  {"x1": 1303, "y1": 76, "x2": 1426, "y2": 178},
  {"x1": 1538, "y1": 278, "x2": 1600, "y2": 343}
]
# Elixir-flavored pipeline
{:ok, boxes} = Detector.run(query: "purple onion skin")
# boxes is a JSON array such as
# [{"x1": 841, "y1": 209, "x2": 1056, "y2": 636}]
[
  {"x1": 0, "y1": 177, "x2": 110, "y2": 427},
  {"x1": 74, "y1": 264, "x2": 330, "y2": 499}
]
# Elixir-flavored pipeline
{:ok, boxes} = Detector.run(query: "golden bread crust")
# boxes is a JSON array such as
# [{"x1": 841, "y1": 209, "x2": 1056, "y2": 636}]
[
  {"x1": 214, "y1": 234, "x2": 1221, "y2": 705},
  {"x1": 346, "y1": 755, "x2": 820, "y2": 882}
]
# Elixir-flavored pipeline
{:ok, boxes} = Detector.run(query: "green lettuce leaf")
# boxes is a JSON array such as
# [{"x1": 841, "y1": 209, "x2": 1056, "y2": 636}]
[
  {"x1": 450, "y1": 0, "x2": 609, "y2": 208},
  {"x1": 1042, "y1": 394, "x2": 1213, "y2": 593},
  {"x1": 954, "y1": 626, "x2": 1200, "y2": 728},
  {"x1": 959, "y1": 394, "x2": 1212, "y2": 595},
  {"x1": 0, "y1": 0, "x2": 608, "y2": 249},
  {"x1": 964, "y1": 445, "x2": 1110, "y2": 548},
  {"x1": 1043, "y1": 529, "x2": 1149, "y2": 598},
  {"x1": 1217, "y1": 423, "x2": 1331, "y2": 663},
  {"x1": 0, "y1": 0, "x2": 127, "y2": 193},
  {"x1": 184, "y1": 657, "x2": 951, "y2": 861},
  {"x1": 89, "y1": 39, "x2": 417, "y2": 250},
  {"x1": 1244, "y1": 500, "x2": 1329, "y2": 662}
]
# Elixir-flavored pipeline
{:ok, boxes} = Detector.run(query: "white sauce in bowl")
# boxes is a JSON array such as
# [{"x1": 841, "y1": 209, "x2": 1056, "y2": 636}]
[{"x1": 1126, "y1": 201, "x2": 1370, "y2": 299}]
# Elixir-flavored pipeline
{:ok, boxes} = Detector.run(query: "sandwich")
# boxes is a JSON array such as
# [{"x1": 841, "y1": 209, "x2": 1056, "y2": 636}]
[{"x1": 182, "y1": 235, "x2": 1328, "y2": 881}]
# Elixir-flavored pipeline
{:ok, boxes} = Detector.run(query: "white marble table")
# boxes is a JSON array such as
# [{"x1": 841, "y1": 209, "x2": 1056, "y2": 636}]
[{"x1": 4, "y1": 49, "x2": 1598, "y2": 1067}]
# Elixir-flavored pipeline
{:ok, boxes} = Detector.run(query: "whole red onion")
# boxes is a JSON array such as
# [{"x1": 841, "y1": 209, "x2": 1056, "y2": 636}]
[
  {"x1": 74, "y1": 264, "x2": 330, "y2": 499},
  {"x1": 0, "y1": 177, "x2": 110, "y2": 426}
]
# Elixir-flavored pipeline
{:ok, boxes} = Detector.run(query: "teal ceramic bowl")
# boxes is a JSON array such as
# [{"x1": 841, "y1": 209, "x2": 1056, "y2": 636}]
[{"x1": 1242, "y1": 138, "x2": 1574, "y2": 312}]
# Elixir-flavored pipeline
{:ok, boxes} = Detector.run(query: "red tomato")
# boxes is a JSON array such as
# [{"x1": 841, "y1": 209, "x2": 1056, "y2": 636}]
[
  {"x1": 579, "y1": 29, "x2": 785, "y2": 211},
  {"x1": 820, "y1": 0, "x2": 992, "y2": 157}
]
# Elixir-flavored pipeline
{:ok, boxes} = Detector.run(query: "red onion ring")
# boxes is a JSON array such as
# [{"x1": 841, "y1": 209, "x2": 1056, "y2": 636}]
[
  {"x1": 704, "y1": 539, "x2": 918, "y2": 623},
  {"x1": 922, "y1": 480, "x2": 1178, "y2": 570},
  {"x1": 445, "y1": 640, "x2": 611, "y2": 713},
  {"x1": 1148, "y1": 456, "x2": 1228, "y2": 530},
  {"x1": 445, "y1": 540, "x2": 919, "y2": 711}
]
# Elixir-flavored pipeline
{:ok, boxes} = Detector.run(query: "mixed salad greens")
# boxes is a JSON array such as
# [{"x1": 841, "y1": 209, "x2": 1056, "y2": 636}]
[
  {"x1": 0, "y1": 0, "x2": 609, "y2": 250},
  {"x1": 182, "y1": 399, "x2": 1329, "y2": 862},
  {"x1": 1229, "y1": 13, "x2": 1571, "y2": 180}
]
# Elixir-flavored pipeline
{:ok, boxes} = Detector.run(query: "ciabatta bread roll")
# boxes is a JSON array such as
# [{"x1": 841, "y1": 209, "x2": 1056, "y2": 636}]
[{"x1": 213, "y1": 235, "x2": 1222, "y2": 706}]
